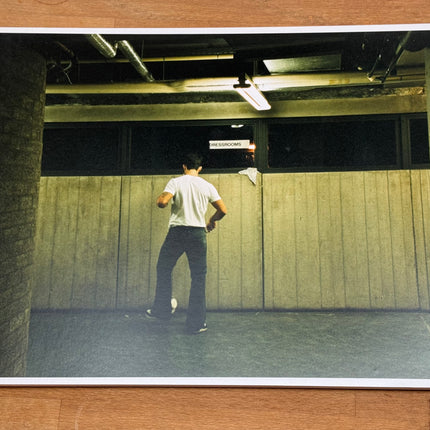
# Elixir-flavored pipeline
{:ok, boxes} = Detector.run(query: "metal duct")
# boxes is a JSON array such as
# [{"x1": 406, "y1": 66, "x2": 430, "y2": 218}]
[
  {"x1": 86, "y1": 34, "x2": 117, "y2": 58},
  {"x1": 379, "y1": 32, "x2": 413, "y2": 83},
  {"x1": 86, "y1": 35, "x2": 154, "y2": 82},
  {"x1": 117, "y1": 40, "x2": 154, "y2": 82},
  {"x1": 367, "y1": 32, "x2": 413, "y2": 83}
]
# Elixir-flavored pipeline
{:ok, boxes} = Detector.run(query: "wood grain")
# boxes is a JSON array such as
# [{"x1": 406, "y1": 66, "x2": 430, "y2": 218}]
[
  {"x1": 1, "y1": 387, "x2": 430, "y2": 429},
  {"x1": 3, "y1": 0, "x2": 430, "y2": 426},
  {"x1": 1, "y1": 0, "x2": 430, "y2": 28}
]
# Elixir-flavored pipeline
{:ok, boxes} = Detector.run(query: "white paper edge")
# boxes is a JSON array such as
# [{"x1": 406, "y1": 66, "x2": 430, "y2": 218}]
[
  {"x1": 1, "y1": 22, "x2": 430, "y2": 389},
  {"x1": 1, "y1": 377, "x2": 430, "y2": 389},
  {"x1": 0, "y1": 23, "x2": 429, "y2": 35}
]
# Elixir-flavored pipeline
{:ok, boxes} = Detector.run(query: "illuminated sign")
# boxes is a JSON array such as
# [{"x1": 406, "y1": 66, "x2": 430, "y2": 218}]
[{"x1": 209, "y1": 139, "x2": 251, "y2": 150}]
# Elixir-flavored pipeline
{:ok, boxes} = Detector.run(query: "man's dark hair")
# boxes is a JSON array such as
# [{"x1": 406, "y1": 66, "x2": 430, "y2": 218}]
[{"x1": 183, "y1": 153, "x2": 203, "y2": 170}]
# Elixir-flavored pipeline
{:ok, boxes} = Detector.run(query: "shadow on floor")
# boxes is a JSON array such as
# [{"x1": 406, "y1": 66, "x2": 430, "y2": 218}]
[{"x1": 26, "y1": 310, "x2": 430, "y2": 379}]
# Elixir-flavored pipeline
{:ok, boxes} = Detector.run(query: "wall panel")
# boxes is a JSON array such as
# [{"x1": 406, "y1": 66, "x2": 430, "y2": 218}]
[
  {"x1": 263, "y1": 170, "x2": 423, "y2": 310},
  {"x1": 118, "y1": 176, "x2": 150, "y2": 308},
  {"x1": 47, "y1": 177, "x2": 80, "y2": 309},
  {"x1": 33, "y1": 177, "x2": 121, "y2": 310},
  {"x1": 341, "y1": 172, "x2": 371, "y2": 308},
  {"x1": 265, "y1": 174, "x2": 298, "y2": 309},
  {"x1": 296, "y1": 173, "x2": 322, "y2": 308},
  {"x1": 208, "y1": 173, "x2": 263, "y2": 310},
  {"x1": 411, "y1": 170, "x2": 430, "y2": 310},
  {"x1": 387, "y1": 171, "x2": 419, "y2": 309},
  {"x1": 33, "y1": 177, "x2": 57, "y2": 308},
  {"x1": 364, "y1": 171, "x2": 395, "y2": 308},
  {"x1": 317, "y1": 173, "x2": 345, "y2": 308},
  {"x1": 238, "y1": 173, "x2": 264, "y2": 309}
]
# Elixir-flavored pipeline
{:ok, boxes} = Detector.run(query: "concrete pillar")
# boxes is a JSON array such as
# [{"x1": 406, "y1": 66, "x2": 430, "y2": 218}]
[{"x1": 0, "y1": 39, "x2": 46, "y2": 376}]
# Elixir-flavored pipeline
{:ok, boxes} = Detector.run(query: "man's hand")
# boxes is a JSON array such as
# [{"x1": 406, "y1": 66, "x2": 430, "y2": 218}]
[
  {"x1": 206, "y1": 220, "x2": 216, "y2": 232},
  {"x1": 156, "y1": 192, "x2": 173, "y2": 208},
  {"x1": 206, "y1": 199, "x2": 227, "y2": 232}
]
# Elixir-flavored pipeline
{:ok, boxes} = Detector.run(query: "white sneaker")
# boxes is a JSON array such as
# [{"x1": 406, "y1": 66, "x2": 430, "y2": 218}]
[
  {"x1": 187, "y1": 323, "x2": 208, "y2": 335},
  {"x1": 171, "y1": 297, "x2": 178, "y2": 314},
  {"x1": 145, "y1": 298, "x2": 177, "y2": 320}
]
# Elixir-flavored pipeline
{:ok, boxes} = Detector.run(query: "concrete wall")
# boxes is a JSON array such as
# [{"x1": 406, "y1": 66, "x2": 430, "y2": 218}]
[
  {"x1": 33, "y1": 174, "x2": 263, "y2": 311},
  {"x1": 32, "y1": 170, "x2": 430, "y2": 312},
  {"x1": 0, "y1": 41, "x2": 46, "y2": 376},
  {"x1": 264, "y1": 171, "x2": 429, "y2": 310}
]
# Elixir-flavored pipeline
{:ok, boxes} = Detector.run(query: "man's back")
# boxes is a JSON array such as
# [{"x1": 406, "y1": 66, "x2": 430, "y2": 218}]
[{"x1": 165, "y1": 175, "x2": 220, "y2": 228}]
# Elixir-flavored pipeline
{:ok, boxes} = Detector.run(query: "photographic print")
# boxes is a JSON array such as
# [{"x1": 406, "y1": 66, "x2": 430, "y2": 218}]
[{"x1": 1, "y1": 26, "x2": 430, "y2": 387}]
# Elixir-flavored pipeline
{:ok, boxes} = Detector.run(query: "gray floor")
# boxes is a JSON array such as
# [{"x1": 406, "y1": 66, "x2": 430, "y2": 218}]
[{"x1": 26, "y1": 310, "x2": 430, "y2": 379}]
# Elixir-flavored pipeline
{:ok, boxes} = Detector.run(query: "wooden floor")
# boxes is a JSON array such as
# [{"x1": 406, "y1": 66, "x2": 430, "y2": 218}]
[
  {"x1": 2, "y1": 0, "x2": 430, "y2": 428},
  {"x1": 2, "y1": 0, "x2": 430, "y2": 28},
  {"x1": 0, "y1": 386, "x2": 430, "y2": 429}
]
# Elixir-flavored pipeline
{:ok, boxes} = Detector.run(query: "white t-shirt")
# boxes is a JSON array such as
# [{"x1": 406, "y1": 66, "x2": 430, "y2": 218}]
[{"x1": 164, "y1": 175, "x2": 221, "y2": 227}]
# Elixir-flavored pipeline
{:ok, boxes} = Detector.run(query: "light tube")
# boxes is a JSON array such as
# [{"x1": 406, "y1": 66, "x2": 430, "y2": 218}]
[{"x1": 234, "y1": 75, "x2": 271, "y2": 111}]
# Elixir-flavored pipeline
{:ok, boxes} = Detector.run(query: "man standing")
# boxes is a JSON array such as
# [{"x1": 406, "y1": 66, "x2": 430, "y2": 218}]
[{"x1": 146, "y1": 153, "x2": 227, "y2": 334}]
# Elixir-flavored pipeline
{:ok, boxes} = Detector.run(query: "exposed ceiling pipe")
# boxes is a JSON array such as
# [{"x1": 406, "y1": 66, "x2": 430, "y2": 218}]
[
  {"x1": 46, "y1": 69, "x2": 425, "y2": 95},
  {"x1": 379, "y1": 31, "x2": 413, "y2": 83},
  {"x1": 85, "y1": 34, "x2": 154, "y2": 82},
  {"x1": 117, "y1": 40, "x2": 154, "y2": 82},
  {"x1": 86, "y1": 34, "x2": 117, "y2": 58},
  {"x1": 367, "y1": 32, "x2": 413, "y2": 83},
  {"x1": 366, "y1": 53, "x2": 382, "y2": 82},
  {"x1": 62, "y1": 54, "x2": 233, "y2": 64}
]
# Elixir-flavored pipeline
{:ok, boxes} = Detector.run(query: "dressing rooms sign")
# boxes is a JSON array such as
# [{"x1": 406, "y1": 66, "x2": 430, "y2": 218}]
[{"x1": 209, "y1": 139, "x2": 251, "y2": 149}]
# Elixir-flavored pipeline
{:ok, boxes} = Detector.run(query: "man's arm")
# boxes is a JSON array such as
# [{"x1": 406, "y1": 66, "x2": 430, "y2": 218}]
[
  {"x1": 156, "y1": 192, "x2": 173, "y2": 208},
  {"x1": 206, "y1": 199, "x2": 227, "y2": 232}
]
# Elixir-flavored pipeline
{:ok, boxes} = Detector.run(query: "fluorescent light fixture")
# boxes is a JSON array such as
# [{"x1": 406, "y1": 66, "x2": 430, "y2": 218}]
[{"x1": 233, "y1": 74, "x2": 271, "y2": 111}]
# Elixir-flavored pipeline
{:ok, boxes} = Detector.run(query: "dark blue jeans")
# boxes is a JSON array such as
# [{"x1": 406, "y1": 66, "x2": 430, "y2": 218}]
[{"x1": 152, "y1": 226, "x2": 207, "y2": 331}]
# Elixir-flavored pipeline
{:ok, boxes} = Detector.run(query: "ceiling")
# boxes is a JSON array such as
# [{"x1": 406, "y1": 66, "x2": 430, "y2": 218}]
[{"x1": 6, "y1": 30, "x2": 430, "y2": 106}]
